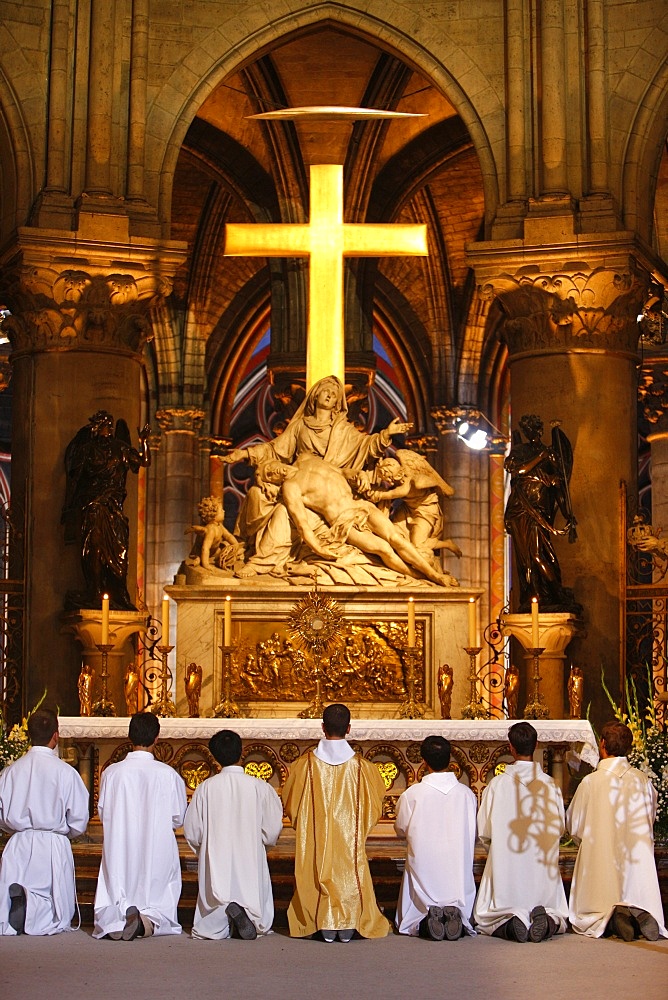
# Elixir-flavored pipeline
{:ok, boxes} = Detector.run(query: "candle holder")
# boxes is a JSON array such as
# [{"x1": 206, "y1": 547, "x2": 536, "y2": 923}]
[
  {"x1": 524, "y1": 646, "x2": 550, "y2": 719},
  {"x1": 461, "y1": 646, "x2": 488, "y2": 720},
  {"x1": 298, "y1": 652, "x2": 327, "y2": 719},
  {"x1": 213, "y1": 644, "x2": 242, "y2": 718},
  {"x1": 91, "y1": 643, "x2": 116, "y2": 717},
  {"x1": 148, "y1": 644, "x2": 177, "y2": 717},
  {"x1": 399, "y1": 646, "x2": 424, "y2": 720}
]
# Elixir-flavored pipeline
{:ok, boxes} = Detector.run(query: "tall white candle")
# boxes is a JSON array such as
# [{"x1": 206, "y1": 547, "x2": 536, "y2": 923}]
[
  {"x1": 224, "y1": 595, "x2": 232, "y2": 646},
  {"x1": 531, "y1": 597, "x2": 539, "y2": 647},
  {"x1": 162, "y1": 595, "x2": 170, "y2": 643},
  {"x1": 101, "y1": 594, "x2": 109, "y2": 645},
  {"x1": 407, "y1": 597, "x2": 415, "y2": 647},
  {"x1": 468, "y1": 597, "x2": 477, "y2": 647}
]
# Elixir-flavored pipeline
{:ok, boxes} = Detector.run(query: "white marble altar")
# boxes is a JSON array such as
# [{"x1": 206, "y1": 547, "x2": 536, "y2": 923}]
[{"x1": 58, "y1": 716, "x2": 597, "y2": 817}]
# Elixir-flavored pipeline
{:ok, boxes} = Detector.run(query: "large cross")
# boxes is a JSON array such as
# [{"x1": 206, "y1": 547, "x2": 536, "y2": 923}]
[{"x1": 224, "y1": 163, "x2": 428, "y2": 388}]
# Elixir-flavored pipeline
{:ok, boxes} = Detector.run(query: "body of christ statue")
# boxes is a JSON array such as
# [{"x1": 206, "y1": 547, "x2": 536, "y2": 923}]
[{"x1": 222, "y1": 376, "x2": 460, "y2": 587}]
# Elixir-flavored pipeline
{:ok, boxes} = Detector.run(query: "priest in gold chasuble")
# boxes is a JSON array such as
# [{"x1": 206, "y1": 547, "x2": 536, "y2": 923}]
[{"x1": 282, "y1": 704, "x2": 391, "y2": 939}]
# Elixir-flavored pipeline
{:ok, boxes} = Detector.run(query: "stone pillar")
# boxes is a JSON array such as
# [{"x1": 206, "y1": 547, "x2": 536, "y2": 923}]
[
  {"x1": 0, "y1": 231, "x2": 186, "y2": 714},
  {"x1": 151, "y1": 407, "x2": 206, "y2": 642},
  {"x1": 539, "y1": 1, "x2": 568, "y2": 197},
  {"x1": 85, "y1": 0, "x2": 116, "y2": 197},
  {"x1": 468, "y1": 240, "x2": 650, "y2": 722}
]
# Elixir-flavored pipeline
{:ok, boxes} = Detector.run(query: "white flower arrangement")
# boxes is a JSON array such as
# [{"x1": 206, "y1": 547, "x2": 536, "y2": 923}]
[
  {"x1": 602, "y1": 668, "x2": 668, "y2": 839},
  {"x1": 0, "y1": 692, "x2": 47, "y2": 771}
]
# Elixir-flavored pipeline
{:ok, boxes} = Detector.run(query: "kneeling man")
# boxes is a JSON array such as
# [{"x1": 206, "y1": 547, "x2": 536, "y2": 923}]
[
  {"x1": 567, "y1": 720, "x2": 666, "y2": 940},
  {"x1": 184, "y1": 729, "x2": 284, "y2": 939},
  {"x1": 93, "y1": 712, "x2": 187, "y2": 940},
  {"x1": 0, "y1": 708, "x2": 89, "y2": 935},
  {"x1": 473, "y1": 722, "x2": 568, "y2": 942},
  {"x1": 395, "y1": 735, "x2": 476, "y2": 940}
]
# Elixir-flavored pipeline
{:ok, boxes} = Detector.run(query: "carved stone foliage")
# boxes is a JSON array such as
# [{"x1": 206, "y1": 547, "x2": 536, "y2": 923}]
[
  {"x1": 639, "y1": 364, "x2": 668, "y2": 426},
  {"x1": 0, "y1": 266, "x2": 163, "y2": 356},
  {"x1": 155, "y1": 407, "x2": 207, "y2": 434},
  {"x1": 483, "y1": 267, "x2": 646, "y2": 356}
]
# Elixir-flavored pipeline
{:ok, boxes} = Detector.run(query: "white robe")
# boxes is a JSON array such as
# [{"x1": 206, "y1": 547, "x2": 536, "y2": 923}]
[
  {"x1": 394, "y1": 771, "x2": 477, "y2": 935},
  {"x1": 93, "y1": 750, "x2": 187, "y2": 938},
  {"x1": 473, "y1": 760, "x2": 568, "y2": 934},
  {"x1": 0, "y1": 746, "x2": 89, "y2": 935},
  {"x1": 183, "y1": 765, "x2": 283, "y2": 939},
  {"x1": 567, "y1": 755, "x2": 667, "y2": 937}
]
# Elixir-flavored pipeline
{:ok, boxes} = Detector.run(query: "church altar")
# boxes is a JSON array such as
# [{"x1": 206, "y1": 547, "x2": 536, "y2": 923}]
[{"x1": 58, "y1": 717, "x2": 598, "y2": 823}]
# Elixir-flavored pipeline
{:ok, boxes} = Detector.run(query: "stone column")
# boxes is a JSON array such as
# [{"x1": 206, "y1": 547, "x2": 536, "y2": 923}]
[
  {"x1": 150, "y1": 407, "x2": 206, "y2": 641},
  {"x1": 469, "y1": 239, "x2": 650, "y2": 721},
  {"x1": 539, "y1": 0, "x2": 568, "y2": 197},
  {"x1": 0, "y1": 231, "x2": 185, "y2": 714}
]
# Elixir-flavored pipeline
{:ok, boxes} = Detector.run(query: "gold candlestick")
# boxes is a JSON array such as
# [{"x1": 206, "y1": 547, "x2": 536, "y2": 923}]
[
  {"x1": 298, "y1": 653, "x2": 326, "y2": 719},
  {"x1": 92, "y1": 643, "x2": 116, "y2": 717},
  {"x1": 524, "y1": 646, "x2": 550, "y2": 719},
  {"x1": 399, "y1": 646, "x2": 424, "y2": 719},
  {"x1": 213, "y1": 644, "x2": 242, "y2": 718},
  {"x1": 461, "y1": 645, "x2": 488, "y2": 719},
  {"x1": 148, "y1": 644, "x2": 176, "y2": 717}
]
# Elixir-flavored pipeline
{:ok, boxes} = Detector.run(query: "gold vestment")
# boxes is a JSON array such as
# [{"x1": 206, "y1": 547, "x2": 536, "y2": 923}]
[{"x1": 283, "y1": 751, "x2": 392, "y2": 938}]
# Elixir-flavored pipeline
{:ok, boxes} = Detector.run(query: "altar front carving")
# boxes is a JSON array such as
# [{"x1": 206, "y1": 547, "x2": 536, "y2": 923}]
[{"x1": 58, "y1": 717, "x2": 598, "y2": 821}]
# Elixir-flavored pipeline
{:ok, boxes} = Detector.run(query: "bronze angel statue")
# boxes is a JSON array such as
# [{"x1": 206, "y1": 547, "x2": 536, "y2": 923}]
[
  {"x1": 62, "y1": 410, "x2": 150, "y2": 610},
  {"x1": 504, "y1": 414, "x2": 579, "y2": 613}
]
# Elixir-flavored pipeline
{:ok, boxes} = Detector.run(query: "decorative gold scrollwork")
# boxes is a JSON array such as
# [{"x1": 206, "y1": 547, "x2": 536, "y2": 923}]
[
  {"x1": 244, "y1": 760, "x2": 273, "y2": 781},
  {"x1": 376, "y1": 761, "x2": 399, "y2": 790},
  {"x1": 181, "y1": 760, "x2": 211, "y2": 790}
]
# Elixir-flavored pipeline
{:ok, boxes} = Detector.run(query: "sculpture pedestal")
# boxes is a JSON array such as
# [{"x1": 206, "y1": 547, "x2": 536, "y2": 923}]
[
  {"x1": 167, "y1": 582, "x2": 484, "y2": 720},
  {"x1": 61, "y1": 610, "x2": 149, "y2": 715},
  {"x1": 501, "y1": 612, "x2": 582, "y2": 718}
]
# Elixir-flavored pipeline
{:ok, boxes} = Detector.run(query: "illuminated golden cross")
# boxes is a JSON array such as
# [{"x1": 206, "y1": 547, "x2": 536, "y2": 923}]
[{"x1": 224, "y1": 163, "x2": 428, "y2": 388}]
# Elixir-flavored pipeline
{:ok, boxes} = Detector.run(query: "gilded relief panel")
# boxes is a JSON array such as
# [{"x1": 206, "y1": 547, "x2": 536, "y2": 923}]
[{"x1": 229, "y1": 620, "x2": 425, "y2": 703}]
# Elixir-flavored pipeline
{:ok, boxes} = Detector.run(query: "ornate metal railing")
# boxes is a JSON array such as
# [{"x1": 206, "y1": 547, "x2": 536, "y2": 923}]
[
  {"x1": 624, "y1": 502, "x2": 668, "y2": 728},
  {"x1": 0, "y1": 500, "x2": 24, "y2": 724}
]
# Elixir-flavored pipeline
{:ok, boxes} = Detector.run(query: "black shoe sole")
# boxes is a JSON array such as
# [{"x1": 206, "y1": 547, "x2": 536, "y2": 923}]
[{"x1": 226, "y1": 902, "x2": 258, "y2": 940}]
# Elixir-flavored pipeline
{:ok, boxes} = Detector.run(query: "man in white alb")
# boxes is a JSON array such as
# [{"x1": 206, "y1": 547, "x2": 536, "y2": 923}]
[
  {"x1": 184, "y1": 729, "x2": 283, "y2": 939},
  {"x1": 0, "y1": 708, "x2": 89, "y2": 935},
  {"x1": 93, "y1": 712, "x2": 187, "y2": 940},
  {"x1": 473, "y1": 721, "x2": 568, "y2": 942},
  {"x1": 394, "y1": 735, "x2": 477, "y2": 940},
  {"x1": 567, "y1": 719, "x2": 666, "y2": 941}
]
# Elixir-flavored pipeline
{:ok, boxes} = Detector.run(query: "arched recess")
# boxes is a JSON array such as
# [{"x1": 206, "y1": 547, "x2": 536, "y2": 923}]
[
  {"x1": 621, "y1": 60, "x2": 668, "y2": 244},
  {"x1": 0, "y1": 68, "x2": 34, "y2": 245},
  {"x1": 154, "y1": 5, "x2": 500, "y2": 235}
]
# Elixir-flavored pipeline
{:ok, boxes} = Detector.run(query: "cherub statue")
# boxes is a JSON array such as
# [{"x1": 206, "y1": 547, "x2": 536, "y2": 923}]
[
  {"x1": 78, "y1": 662, "x2": 95, "y2": 716},
  {"x1": 185, "y1": 662, "x2": 203, "y2": 717},
  {"x1": 437, "y1": 663, "x2": 453, "y2": 720},
  {"x1": 366, "y1": 451, "x2": 462, "y2": 570},
  {"x1": 567, "y1": 665, "x2": 584, "y2": 719},
  {"x1": 124, "y1": 663, "x2": 139, "y2": 715},
  {"x1": 186, "y1": 496, "x2": 242, "y2": 576},
  {"x1": 504, "y1": 663, "x2": 520, "y2": 719}
]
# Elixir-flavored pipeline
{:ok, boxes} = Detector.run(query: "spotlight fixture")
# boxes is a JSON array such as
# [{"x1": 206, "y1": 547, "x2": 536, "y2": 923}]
[{"x1": 451, "y1": 407, "x2": 508, "y2": 455}]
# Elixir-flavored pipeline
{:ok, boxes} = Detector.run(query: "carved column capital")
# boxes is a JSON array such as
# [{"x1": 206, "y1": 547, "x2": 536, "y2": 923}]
[
  {"x1": 467, "y1": 237, "x2": 659, "y2": 359},
  {"x1": 155, "y1": 407, "x2": 207, "y2": 434},
  {"x1": 487, "y1": 266, "x2": 646, "y2": 358},
  {"x1": 0, "y1": 229, "x2": 186, "y2": 358}
]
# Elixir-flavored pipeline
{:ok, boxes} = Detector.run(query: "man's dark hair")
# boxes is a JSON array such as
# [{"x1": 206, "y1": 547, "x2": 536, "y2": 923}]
[
  {"x1": 27, "y1": 708, "x2": 58, "y2": 746},
  {"x1": 420, "y1": 735, "x2": 451, "y2": 772},
  {"x1": 601, "y1": 720, "x2": 633, "y2": 757},
  {"x1": 508, "y1": 721, "x2": 538, "y2": 756},
  {"x1": 209, "y1": 729, "x2": 243, "y2": 767},
  {"x1": 322, "y1": 703, "x2": 351, "y2": 738},
  {"x1": 128, "y1": 712, "x2": 160, "y2": 747}
]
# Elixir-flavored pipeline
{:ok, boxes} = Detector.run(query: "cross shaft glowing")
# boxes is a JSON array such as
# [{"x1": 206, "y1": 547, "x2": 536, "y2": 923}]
[{"x1": 224, "y1": 164, "x2": 428, "y2": 388}]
